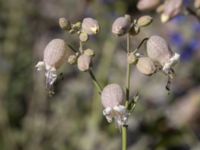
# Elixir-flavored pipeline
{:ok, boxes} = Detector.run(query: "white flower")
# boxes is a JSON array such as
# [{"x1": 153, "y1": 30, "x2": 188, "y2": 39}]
[
  {"x1": 162, "y1": 52, "x2": 180, "y2": 73},
  {"x1": 101, "y1": 84, "x2": 129, "y2": 127},
  {"x1": 103, "y1": 105, "x2": 129, "y2": 128},
  {"x1": 147, "y1": 35, "x2": 180, "y2": 74},
  {"x1": 35, "y1": 39, "x2": 68, "y2": 88}
]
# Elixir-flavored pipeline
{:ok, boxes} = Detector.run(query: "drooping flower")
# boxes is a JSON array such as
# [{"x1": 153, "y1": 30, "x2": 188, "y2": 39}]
[
  {"x1": 81, "y1": 18, "x2": 99, "y2": 35},
  {"x1": 146, "y1": 35, "x2": 180, "y2": 74},
  {"x1": 101, "y1": 83, "x2": 129, "y2": 127},
  {"x1": 35, "y1": 39, "x2": 69, "y2": 88}
]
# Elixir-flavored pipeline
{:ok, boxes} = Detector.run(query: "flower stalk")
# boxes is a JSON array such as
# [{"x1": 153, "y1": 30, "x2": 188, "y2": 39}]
[
  {"x1": 122, "y1": 33, "x2": 131, "y2": 150},
  {"x1": 88, "y1": 69, "x2": 103, "y2": 94}
]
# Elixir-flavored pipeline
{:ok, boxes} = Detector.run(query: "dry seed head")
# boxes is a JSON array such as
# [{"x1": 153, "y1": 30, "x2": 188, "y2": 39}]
[
  {"x1": 77, "y1": 54, "x2": 92, "y2": 71},
  {"x1": 101, "y1": 83, "x2": 124, "y2": 108},
  {"x1": 136, "y1": 57, "x2": 156, "y2": 75},
  {"x1": 112, "y1": 15, "x2": 132, "y2": 36},
  {"x1": 43, "y1": 39, "x2": 68, "y2": 69},
  {"x1": 81, "y1": 18, "x2": 99, "y2": 35},
  {"x1": 137, "y1": 15, "x2": 153, "y2": 27},
  {"x1": 137, "y1": 0, "x2": 160, "y2": 11},
  {"x1": 59, "y1": 17, "x2": 71, "y2": 31},
  {"x1": 161, "y1": 0, "x2": 183, "y2": 23},
  {"x1": 147, "y1": 35, "x2": 173, "y2": 66}
]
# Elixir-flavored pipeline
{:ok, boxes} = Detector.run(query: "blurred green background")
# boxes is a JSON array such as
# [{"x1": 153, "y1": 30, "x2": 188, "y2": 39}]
[{"x1": 0, "y1": 0, "x2": 200, "y2": 150}]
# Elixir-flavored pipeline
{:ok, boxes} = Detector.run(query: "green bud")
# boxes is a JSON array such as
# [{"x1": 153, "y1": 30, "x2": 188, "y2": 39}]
[
  {"x1": 68, "y1": 55, "x2": 77, "y2": 65},
  {"x1": 84, "y1": 49, "x2": 95, "y2": 56},
  {"x1": 127, "y1": 52, "x2": 137, "y2": 64},
  {"x1": 59, "y1": 17, "x2": 71, "y2": 31},
  {"x1": 79, "y1": 32, "x2": 89, "y2": 42},
  {"x1": 137, "y1": 16, "x2": 153, "y2": 27}
]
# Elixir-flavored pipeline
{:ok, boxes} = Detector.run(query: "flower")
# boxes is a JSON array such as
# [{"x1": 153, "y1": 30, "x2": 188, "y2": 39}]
[
  {"x1": 160, "y1": 0, "x2": 183, "y2": 23},
  {"x1": 146, "y1": 35, "x2": 180, "y2": 73},
  {"x1": 101, "y1": 83, "x2": 129, "y2": 127},
  {"x1": 35, "y1": 39, "x2": 68, "y2": 88},
  {"x1": 81, "y1": 18, "x2": 99, "y2": 35},
  {"x1": 112, "y1": 15, "x2": 132, "y2": 36},
  {"x1": 137, "y1": 0, "x2": 160, "y2": 11}
]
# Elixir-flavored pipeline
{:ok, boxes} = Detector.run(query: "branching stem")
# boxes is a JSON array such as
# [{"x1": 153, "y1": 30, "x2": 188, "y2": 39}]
[
  {"x1": 88, "y1": 69, "x2": 103, "y2": 95},
  {"x1": 122, "y1": 33, "x2": 131, "y2": 150}
]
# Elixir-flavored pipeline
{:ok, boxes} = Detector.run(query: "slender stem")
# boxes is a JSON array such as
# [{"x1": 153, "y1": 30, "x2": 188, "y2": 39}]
[
  {"x1": 88, "y1": 69, "x2": 103, "y2": 95},
  {"x1": 122, "y1": 126, "x2": 128, "y2": 150},
  {"x1": 125, "y1": 33, "x2": 131, "y2": 107},
  {"x1": 67, "y1": 44, "x2": 78, "y2": 53},
  {"x1": 186, "y1": 7, "x2": 200, "y2": 22},
  {"x1": 79, "y1": 40, "x2": 83, "y2": 53},
  {"x1": 122, "y1": 33, "x2": 131, "y2": 150},
  {"x1": 133, "y1": 37, "x2": 149, "y2": 54}
]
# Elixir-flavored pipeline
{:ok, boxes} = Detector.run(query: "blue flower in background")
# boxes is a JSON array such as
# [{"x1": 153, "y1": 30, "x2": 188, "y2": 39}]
[
  {"x1": 181, "y1": 40, "x2": 200, "y2": 61},
  {"x1": 170, "y1": 32, "x2": 184, "y2": 47},
  {"x1": 183, "y1": 0, "x2": 190, "y2": 6}
]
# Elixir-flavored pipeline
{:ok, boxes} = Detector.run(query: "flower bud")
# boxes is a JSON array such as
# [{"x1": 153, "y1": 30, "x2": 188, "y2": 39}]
[
  {"x1": 137, "y1": 15, "x2": 153, "y2": 27},
  {"x1": 136, "y1": 57, "x2": 156, "y2": 75},
  {"x1": 161, "y1": 0, "x2": 183, "y2": 23},
  {"x1": 79, "y1": 32, "x2": 88, "y2": 42},
  {"x1": 68, "y1": 54, "x2": 77, "y2": 65},
  {"x1": 81, "y1": 18, "x2": 99, "y2": 35},
  {"x1": 77, "y1": 54, "x2": 92, "y2": 71},
  {"x1": 137, "y1": 0, "x2": 160, "y2": 11},
  {"x1": 194, "y1": 0, "x2": 200, "y2": 9},
  {"x1": 59, "y1": 17, "x2": 71, "y2": 31},
  {"x1": 43, "y1": 39, "x2": 68, "y2": 69},
  {"x1": 84, "y1": 48, "x2": 95, "y2": 56},
  {"x1": 112, "y1": 15, "x2": 132, "y2": 36},
  {"x1": 127, "y1": 52, "x2": 137, "y2": 64},
  {"x1": 101, "y1": 83, "x2": 124, "y2": 108}
]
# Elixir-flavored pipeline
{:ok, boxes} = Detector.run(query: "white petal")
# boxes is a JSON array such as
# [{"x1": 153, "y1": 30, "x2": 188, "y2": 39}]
[
  {"x1": 103, "y1": 107, "x2": 112, "y2": 115},
  {"x1": 35, "y1": 61, "x2": 45, "y2": 71},
  {"x1": 113, "y1": 105, "x2": 126, "y2": 114},
  {"x1": 163, "y1": 52, "x2": 180, "y2": 72},
  {"x1": 45, "y1": 67, "x2": 57, "y2": 86},
  {"x1": 103, "y1": 105, "x2": 129, "y2": 128}
]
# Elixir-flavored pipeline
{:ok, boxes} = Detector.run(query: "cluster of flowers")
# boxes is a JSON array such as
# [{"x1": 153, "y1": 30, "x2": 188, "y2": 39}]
[
  {"x1": 137, "y1": 0, "x2": 200, "y2": 23},
  {"x1": 35, "y1": 14, "x2": 180, "y2": 128}
]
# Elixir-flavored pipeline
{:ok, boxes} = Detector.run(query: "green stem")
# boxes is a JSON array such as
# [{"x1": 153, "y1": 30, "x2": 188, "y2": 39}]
[
  {"x1": 67, "y1": 44, "x2": 78, "y2": 53},
  {"x1": 79, "y1": 40, "x2": 83, "y2": 53},
  {"x1": 88, "y1": 69, "x2": 103, "y2": 95},
  {"x1": 122, "y1": 126, "x2": 128, "y2": 150},
  {"x1": 133, "y1": 37, "x2": 149, "y2": 54},
  {"x1": 122, "y1": 33, "x2": 131, "y2": 150}
]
